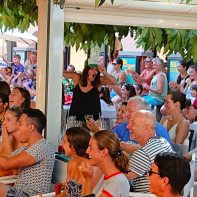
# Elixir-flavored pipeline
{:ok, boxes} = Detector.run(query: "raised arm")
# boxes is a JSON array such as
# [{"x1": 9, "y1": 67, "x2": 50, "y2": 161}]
[
  {"x1": 110, "y1": 84, "x2": 122, "y2": 98},
  {"x1": 63, "y1": 71, "x2": 80, "y2": 86},
  {"x1": 99, "y1": 65, "x2": 117, "y2": 85}
]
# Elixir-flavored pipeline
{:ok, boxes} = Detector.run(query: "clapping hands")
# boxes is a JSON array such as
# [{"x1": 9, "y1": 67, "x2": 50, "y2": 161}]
[
  {"x1": 79, "y1": 161, "x2": 93, "y2": 178},
  {"x1": 97, "y1": 65, "x2": 107, "y2": 75}
]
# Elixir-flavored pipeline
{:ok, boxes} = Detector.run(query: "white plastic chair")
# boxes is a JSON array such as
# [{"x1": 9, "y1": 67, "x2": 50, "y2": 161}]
[{"x1": 183, "y1": 153, "x2": 195, "y2": 197}]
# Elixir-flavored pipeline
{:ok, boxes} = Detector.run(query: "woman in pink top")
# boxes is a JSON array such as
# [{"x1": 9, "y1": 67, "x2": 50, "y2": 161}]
[{"x1": 128, "y1": 56, "x2": 155, "y2": 94}]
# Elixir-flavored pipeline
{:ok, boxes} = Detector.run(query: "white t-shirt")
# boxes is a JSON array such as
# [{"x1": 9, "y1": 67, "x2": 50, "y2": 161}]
[{"x1": 93, "y1": 172, "x2": 130, "y2": 197}]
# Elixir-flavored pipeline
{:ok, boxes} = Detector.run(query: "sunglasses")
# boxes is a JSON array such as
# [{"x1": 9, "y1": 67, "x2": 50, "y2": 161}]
[
  {"x1": 144, "y1": 60, "x2": 152, "y2": 63},
  {"x1": 148, "y1": 170, "x2": 160, "y2": 176},
  {"x1": 112, "y1": 63, "x2": 117, "y2": 65}
]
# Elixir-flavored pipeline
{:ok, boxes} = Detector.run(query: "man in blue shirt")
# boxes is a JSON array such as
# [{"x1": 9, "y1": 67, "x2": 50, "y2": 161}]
[{"x1": 112, "y1": 96, "x2": 171, "y2": 146}]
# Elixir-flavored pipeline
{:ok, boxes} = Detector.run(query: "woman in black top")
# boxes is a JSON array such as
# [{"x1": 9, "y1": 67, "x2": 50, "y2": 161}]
[
  {"x1": 63, "y1": 64, "x2": 116, "y2": 121},
  {"x1": 169, "y1": 59, "x2": 189, "y2": 90}
]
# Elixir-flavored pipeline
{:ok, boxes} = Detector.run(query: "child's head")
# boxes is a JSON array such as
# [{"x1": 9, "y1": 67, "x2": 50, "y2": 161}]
[
  {"x1": 12, "y1": 54, "x2": 21, "y2": 65},
  {"x1": 134, "y1": 83, "x2": 143, "y2": 96},
  {"x1": 116, "y1": 102, "x2": 128, "y2": 124},
  {"x1": 7, "y1": 67, "x2": 13, "y2": 76},
  {"x1": 191, "y1": 84, "x2": 197, "y2": 98},
  {"x1": 62, "y1": 127, "x2": 91, "y2": 158}
]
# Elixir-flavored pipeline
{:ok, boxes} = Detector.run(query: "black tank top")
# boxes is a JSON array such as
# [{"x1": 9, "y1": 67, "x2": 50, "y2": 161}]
[
  {"x1": 177, "y1": 74, "x2": 189, "y2": 85},
  {"x1": 69, "y1": 84, "x2": 101, "y2": 121}
]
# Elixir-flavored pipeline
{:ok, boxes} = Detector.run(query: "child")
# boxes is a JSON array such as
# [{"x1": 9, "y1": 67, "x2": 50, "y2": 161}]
[{"x1": 10, "y1": 54, "x2": 24, "y2": 85}]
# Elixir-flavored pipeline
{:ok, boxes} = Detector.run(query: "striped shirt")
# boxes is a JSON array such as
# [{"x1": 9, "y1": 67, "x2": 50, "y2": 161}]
[{"x1": 129, "y1": 137, "x2": 173, "y2": 193}]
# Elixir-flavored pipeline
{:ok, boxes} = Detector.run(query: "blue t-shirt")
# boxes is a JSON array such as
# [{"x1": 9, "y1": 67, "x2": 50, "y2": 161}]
[
  {"x1": 112, "y1": 122, "x2": 130, "y2": 142},
  {"x1": 11, "y1": 63, "x2": 24, "y2": 75},
  {"x1": 112, "y1": 122, "x2": 171, "y2": 144}
]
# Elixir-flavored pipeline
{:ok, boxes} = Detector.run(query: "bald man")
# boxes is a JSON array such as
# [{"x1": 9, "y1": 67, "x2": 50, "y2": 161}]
[{"x1": 127, "y1": 110, "x2": 173, "y2": 193}]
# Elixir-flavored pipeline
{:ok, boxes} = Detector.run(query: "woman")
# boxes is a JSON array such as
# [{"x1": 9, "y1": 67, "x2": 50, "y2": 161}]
[
  {"x1": 9, "y1": 87, "x2": 31, "y2": 110},
  {"x1": 0, "y1": 106, "x2": 23, "y2": 176},
  {"x1": 111, "y1": 83, "x2": 136, "y2": 110},
  {"x1": 180, "y1": 64, "x2": 197, "y2": 99},
  {"x1": 129, "y1": 56, "x2": 155, "y2": 94},
  {"x1": 87, "y1": 130, "x2": 130, "y2": 197},
  {"x1": 149, "y1": 152, "x2": 190, "y2": 197},
  {"x1": 160, "y1": 90, "x2": 189, "y2": 145},
  {"x1": 0, "y1": 106, "x2": 23, "y2": 156},
  {"x1": 143, "y1": 57, "x2": 168, "y2": 106},
  {"x1": 63, "y1": 64, "x2": 116, "y2": 121},
  {"x1": 169, "y1": 59, "x2": 189, "y2": 90},
  {"x1": 111, "y1": 58, "x2": 127, "y2": 84},
  {"x1": 57, "y1": 127, "x2": 101, "y2": 196}
]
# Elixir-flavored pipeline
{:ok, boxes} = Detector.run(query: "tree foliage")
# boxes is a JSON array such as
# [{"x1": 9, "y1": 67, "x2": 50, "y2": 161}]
[
  {"x1": 135, "y1": 27, "x2": 197, "y2": 61},
  {"x1": 0, "y1": 0, "x2": 37, "y2": 32},
  {"x1": 64, "y1": 23, "x2": 130, "y2": 52}
]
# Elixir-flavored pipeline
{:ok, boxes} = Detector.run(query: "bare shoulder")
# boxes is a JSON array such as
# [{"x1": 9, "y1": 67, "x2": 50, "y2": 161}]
[
  {"x1": 160, "y1": 116, "x2": 168, "y2": 125},
  {"x1": 67, "y1": 159, "x2": 77, "y2": 169},
  {"x1": 179, "y1": 118, "x2": 190, "y2": 127}
]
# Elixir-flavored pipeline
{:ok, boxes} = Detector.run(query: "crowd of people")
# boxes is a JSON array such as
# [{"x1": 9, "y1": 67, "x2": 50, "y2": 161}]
[
  {"x1": 0, "y1": 52, "x2": 37, "y2": 100},
  {"x1": 0, "y1": 50, "x2": 196, "y2": 197}
]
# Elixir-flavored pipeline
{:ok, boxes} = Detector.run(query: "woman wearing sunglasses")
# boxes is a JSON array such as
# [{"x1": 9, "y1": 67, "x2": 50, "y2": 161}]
[
  {"x1": 111, "y1": 58, "x2": 127, "y2": 84},
  {"x1": 149, "y1": 152, "x2": 190, "y2": 197}
]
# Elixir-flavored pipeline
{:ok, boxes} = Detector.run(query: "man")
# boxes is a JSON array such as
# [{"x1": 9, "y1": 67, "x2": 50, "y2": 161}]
[
  {"x1": 149, "y1": 152, "x2": 190, "y2": 197},
  {"x1": 0, "y1": 109, "x2": 55, "y2": 197},
  {"x1": 113, "y1": 96, "x2": 171, "y2": 147},
  {"x1": 127, "y1": 110, "x2": 173, "y2": 193}
]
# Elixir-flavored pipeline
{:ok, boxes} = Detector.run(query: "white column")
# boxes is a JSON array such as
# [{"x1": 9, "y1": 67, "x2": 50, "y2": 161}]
[{"x1": 37, "y1": 0, "x2": 64, "y2": 149}]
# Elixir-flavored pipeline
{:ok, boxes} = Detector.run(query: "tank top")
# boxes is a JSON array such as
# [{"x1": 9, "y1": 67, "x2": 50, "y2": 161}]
[
  {"x1": 149, "y1": 72, "x2": 168, "y2": 102},
  {"x1": 163, "y1": 119, "x2": 189, "y2": 146},
  {"x1": 177, "y1": 74, "x2": 189, "y2": 86},
  {"x1": 69, "y1": 84, "x2": 101, "y2": 121}
]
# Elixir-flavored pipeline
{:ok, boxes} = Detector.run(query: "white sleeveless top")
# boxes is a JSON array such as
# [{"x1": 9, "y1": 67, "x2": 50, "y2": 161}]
[{"x1": 163, "y1": 119, "x2": 189, "y2": 146}]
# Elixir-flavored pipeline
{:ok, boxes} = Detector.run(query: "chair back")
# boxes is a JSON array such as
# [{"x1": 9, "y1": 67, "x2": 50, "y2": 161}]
[{"x1": 183, "y1": 153, "x2": 195, "y2": 197}]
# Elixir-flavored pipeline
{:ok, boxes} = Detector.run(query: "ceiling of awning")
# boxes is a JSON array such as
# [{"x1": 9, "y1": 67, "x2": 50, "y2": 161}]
[{"x1": 64, "y1": 0, "x2": 197, "y2": 29}]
